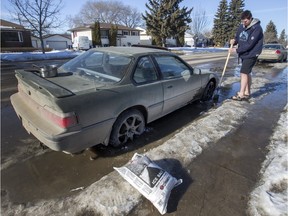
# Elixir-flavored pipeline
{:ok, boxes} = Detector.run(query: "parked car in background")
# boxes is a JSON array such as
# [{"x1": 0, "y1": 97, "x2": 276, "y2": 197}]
[
  {"x1": 10, "y1": 47, "x2": 217, "y2": 154},
  {"x1": 258, "y1": 43, "x2": 287, "y2": 62},
  {"x1": 72, "y1": 36, "x2": 90, "y2": 50}
]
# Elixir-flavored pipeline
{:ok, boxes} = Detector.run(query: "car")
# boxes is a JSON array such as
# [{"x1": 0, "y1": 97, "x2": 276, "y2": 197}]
[
  {"x1": 10, "y1": 47, "x2": 218, "y2": 154},
  {"x1": 258, "y1": 43, "x2": 287, "y2": 62}
]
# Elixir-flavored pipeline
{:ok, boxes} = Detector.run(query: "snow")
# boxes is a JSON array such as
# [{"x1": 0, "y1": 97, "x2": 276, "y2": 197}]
[
  {"x1": 0, "y1": 49, "x2": 82, "y2": 62},
  {"x1": 248, "y1": 105, "x2": 288, "y2": 216},
  {"x1": 0, "y1": 47, "x2": 227, "y2": 62},
  {"x1": 1, "y1": 48, "x2": 287, "y2": 215}
]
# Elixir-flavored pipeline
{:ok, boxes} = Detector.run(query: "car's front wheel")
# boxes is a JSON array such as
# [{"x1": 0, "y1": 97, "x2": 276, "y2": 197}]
[
  {"x1": 109, "y1": 109, "x2": 145, "y2": 147},
  {"x1": 201, "y1": 80, "x2": 216, "y2": 101}
]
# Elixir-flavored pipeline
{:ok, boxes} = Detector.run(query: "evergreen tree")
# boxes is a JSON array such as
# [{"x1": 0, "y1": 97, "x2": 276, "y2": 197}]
[
  {"x1": 143, "y1": 0, "x2": 192, "y2": 47},
  {"x1": 92, "y1": 21, "x2": 102, "y2": 47},
  {"x1": 227, "y1": 0, "x2": 245, "y2": 39},
  {"x1": 264, "y1": 20, "x2": 278, "y2": 43},
  {"x1": 168, "y1": 2, "x2": 192, "y2": 47},
  {"x1": 278, "y1": 29, "x2": 287, "y2": 47},
  {"x1": 212, "y1": 0, "x2": 229, "y2": 46},
  {"x1": 109, "y1": 24, "x2": 118, "y2": 46}
]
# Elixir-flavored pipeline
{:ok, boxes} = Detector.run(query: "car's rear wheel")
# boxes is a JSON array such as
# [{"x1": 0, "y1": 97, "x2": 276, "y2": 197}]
[
  {"x1": 201, "y1": 80, "x2": 216, "y2": 101},
  {"x1": 109, "y1": 109, "x2": 145, "y2": 147}
]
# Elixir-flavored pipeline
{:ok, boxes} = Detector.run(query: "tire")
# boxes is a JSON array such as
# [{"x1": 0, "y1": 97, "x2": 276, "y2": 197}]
[
  {"x1": 109, "y1": 109, "x2": 145, "y2": 147},
  {"x1": 201, "y1": 80, "x2": 216, "y2": 101}
]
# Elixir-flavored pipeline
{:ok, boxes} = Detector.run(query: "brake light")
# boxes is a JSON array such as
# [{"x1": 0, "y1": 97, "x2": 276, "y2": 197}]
[
  {"x1": 17, "y1": 85, "x2": 78, "y2": 128},
  {"x1": 47, "y1": 112, "x2": 78, "y2": 128},
  {"x1": 40, "y1": 108, "x2": 78, "y2": 128},
  {"x1": 275, "y1": 50, "x2": 281, "y2": 55}
]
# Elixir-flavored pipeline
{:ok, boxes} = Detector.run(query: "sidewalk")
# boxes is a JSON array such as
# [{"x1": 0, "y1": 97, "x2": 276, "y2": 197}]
[{"x1": 128, "y1": 83, "x2": 287, "y2": 216}]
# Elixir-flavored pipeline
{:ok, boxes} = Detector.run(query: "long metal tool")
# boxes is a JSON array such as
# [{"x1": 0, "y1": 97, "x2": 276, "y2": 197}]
[{"x1": 212, "y1": 43, "x2": 233, "y2": 102}]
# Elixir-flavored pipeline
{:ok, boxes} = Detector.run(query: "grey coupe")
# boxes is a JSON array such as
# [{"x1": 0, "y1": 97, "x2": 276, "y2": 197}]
[{"x1": 11, "y1": 47, "x2": 217, "y2": 154}]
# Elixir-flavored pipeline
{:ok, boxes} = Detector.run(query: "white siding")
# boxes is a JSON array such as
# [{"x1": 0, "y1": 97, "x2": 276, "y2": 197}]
[{"x1": 71, "y1": 28, "x2": 140, "y2": 47}]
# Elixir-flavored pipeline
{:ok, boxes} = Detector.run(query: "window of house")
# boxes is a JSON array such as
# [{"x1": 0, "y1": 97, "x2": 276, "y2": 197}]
[
  {"x1": 3, "y1": 31, "x2": 23, "y2": 42},
  {"x1": 123, "y1": 31, "x2": 129, "y2": 36},
  {"x1": 131, "y1": 31, "x2": 138, "y2": 36},
  {"x1": 18, "y1": 32, "x2": 23, "y2": 42},
  {"x1": 100, "y1": 30, "x2": 108, "y2": 38}
]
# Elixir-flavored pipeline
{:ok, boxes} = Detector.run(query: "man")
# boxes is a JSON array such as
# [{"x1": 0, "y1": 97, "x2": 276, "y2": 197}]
[{"x1": 230, "y1": 10, "x2": 263, "y2": 101}]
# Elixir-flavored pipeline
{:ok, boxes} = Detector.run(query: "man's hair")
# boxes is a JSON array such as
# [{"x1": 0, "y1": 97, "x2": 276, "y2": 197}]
[{"x1": 241, "y1": 10, "x2": 252, "y2": 20}]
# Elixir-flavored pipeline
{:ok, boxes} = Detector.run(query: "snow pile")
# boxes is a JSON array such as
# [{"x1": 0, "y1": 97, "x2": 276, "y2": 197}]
[
  {"x1": 0, "y1": 47, "x2": 227, "y2": 62},
  {"x1": 0, "y1": 50, "x2": 82, "y2": 62},
  {"x1": 169, "y1": 47, "x2": 228, "y2": 54},
  {"x1": 248, "y1": 105, "x2": 288, "y2": 216}
]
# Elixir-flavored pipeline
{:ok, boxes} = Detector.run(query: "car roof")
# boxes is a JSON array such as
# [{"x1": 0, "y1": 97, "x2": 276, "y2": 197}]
[{"x1": 90, "y1": 46, "x2": 171, "y2": 56}]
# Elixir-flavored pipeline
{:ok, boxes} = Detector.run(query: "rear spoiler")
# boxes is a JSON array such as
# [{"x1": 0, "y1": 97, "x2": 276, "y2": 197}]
[
  {"x1": 15, "y1": 70, "x2": 74, "y2": 98},
  {"x1": 131, "y1": 44, "x2": 170, "y2": 51}
]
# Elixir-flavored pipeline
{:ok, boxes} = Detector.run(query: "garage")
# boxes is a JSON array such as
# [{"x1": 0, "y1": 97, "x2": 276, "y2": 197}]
[
  {"x1": 46, "y1": 41, "x2": 67, "y2": 50},
  {"x1": 43, "y1": 34, "x2": 72, "y2": 50}
]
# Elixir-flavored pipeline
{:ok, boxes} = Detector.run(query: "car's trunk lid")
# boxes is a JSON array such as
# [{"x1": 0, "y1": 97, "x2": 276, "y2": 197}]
[
  {"x1": 16, "y1": 70, "x2": 75, "y2": 98},
  {"x1": 15, "y1": 69, "x2": 106, "y2": 99}
]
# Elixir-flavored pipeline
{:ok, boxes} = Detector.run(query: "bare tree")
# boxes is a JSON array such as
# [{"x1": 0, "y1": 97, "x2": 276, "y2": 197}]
[
  {"x1": 189, "y1": 7, "x2": 210, "y2": 47},
  {"x1": 120, "y1": 6, "x2": 142, "y2": 28},
  {"x1": 8, "y1": 0, "x2": 63, "y2": 53},
  {"x1": 69, "y1": 0, "x2": 142, "y2": 28}
]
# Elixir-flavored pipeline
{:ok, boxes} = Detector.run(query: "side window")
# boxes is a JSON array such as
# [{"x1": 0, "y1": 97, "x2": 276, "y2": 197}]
[
  {"x1": 133, "y1": 57, "x2": 158, "y2": 84},
  {"x1": 155, "y1": 56, "x2": 191, "y2": 79}
]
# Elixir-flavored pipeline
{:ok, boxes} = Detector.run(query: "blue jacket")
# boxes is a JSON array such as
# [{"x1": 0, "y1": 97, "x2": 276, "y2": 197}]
[{"x1": 234, "y1": 18, "x2": 264, "y2": 59}]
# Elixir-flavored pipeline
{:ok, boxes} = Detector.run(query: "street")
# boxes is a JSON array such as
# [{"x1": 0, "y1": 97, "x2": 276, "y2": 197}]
[{"x1": 1, "y1": 52, "x2": 287, "y2": 215}]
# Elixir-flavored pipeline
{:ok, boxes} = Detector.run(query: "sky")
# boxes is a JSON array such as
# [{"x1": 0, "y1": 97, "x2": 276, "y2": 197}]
[{"x1": 1, "y1": 0, "x2": 287, "y2": 35}]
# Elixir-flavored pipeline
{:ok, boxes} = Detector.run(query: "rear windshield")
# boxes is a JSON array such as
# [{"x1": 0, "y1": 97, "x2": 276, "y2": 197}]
[{"x1": 59, "y1": 49, "x2": 132, "y2": 85}]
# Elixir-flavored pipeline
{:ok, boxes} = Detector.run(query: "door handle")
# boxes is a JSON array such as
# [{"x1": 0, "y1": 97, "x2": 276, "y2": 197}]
[{"x1": 167, "y1": 85, "x2": 173, "y2": 88}]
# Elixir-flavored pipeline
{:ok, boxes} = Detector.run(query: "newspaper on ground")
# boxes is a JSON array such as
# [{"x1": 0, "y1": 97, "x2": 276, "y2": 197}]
[{"x1": 114, "y1": 153, "x2": 183, "y2": 215}]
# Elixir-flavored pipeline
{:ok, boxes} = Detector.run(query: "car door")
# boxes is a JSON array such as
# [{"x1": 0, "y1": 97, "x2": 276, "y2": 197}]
[
  {"x1": 154, "y1": 55, "x2": 202, "y2": 115},
  {"x1": 132, "y1": 56, "x2": 164, "y2": 123}
]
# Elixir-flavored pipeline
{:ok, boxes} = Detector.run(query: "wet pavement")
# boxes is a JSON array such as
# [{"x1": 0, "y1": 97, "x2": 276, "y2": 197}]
[
  {"x1": 129, "y1": 77, "x2": 287, "y2": 216},
  {"x1": 1, "y1": 53, "x2": 287, "y2": 215}
]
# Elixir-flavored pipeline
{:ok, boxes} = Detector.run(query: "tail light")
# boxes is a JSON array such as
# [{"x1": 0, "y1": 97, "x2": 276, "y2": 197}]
[
  {"x1": 40, "y1": 107, "x2": 78, "y2": 128},
  {"x1": 18, "y1": 84, "x2": 78, "y2": 128},
  {"x1": 275, "y1": 50, "x2": 281, "y2": 55}
]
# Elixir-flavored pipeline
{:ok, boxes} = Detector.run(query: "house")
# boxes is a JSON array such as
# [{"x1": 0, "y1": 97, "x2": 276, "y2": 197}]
[
  {"x1": 0, "y1": 19, "x2": 32, "y2": 48},
  {"x1": 31, "y1": 34, "x2": 72, "y2": 50},
  {"x1": 136, "y1": 27, "x2": 152, "y2": 45},
  {"x1": 136, "y1": 27, "x2": 194, "y2": 47},
  {"x1": 184, "y1": 32, "x2": 194, "y2": 47},
  {"x1": 69, "y1": 23, "x2": 141, "y2": 47}
]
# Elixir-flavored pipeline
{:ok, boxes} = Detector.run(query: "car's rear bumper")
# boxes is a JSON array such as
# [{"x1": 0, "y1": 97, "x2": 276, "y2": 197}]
[
  {"x1": 11, "y1": 93, "x2": 115, "y2": 154},
  {"x1": 258, "y1": 55, "x2": 281, "y2": 61}
]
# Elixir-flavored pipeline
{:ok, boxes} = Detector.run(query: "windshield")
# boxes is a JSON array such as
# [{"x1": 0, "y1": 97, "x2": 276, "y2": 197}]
[{"x1": 59, "y1": 49, "x2": 132, "y2": 85}]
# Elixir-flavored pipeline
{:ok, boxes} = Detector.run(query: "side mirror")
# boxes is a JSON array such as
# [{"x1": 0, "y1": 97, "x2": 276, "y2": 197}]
[{"x1": 193, "y1": 68, "x2": 201, "y2": 75}]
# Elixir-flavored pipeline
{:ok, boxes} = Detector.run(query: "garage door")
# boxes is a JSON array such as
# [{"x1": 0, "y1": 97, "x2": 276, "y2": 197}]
[{"x1": 46, "y1": 41, "x2": 67, "y2": 50}]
